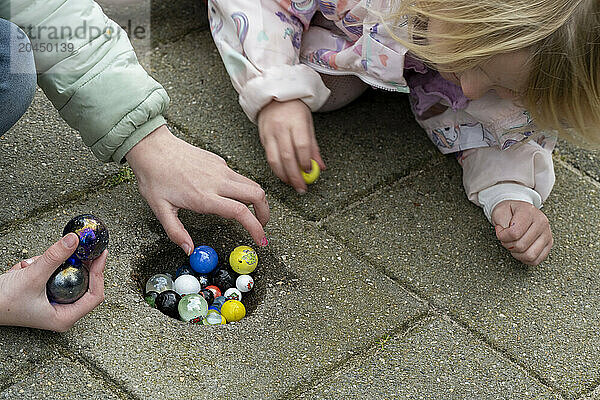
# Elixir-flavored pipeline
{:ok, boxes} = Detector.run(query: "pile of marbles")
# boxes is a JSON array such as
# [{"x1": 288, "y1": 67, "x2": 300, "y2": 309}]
[
  {"x1": 144, "y1": 245, "x2": 257, "y2": 325},
  {"x1": 46, "y1": 214, "x2": 110, "y2": 304}
]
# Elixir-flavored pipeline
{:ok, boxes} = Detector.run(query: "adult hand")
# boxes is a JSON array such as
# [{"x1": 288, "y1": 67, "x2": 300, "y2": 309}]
[
  {"x1": 0, "y1": 233, "x2": 106, "y2": 332},
  {"x1": 257, "y1": 99, "x2": 326, "y2": 194},
  {"x1": 126, "y1": 125, "x2": 270, "y2": 254},
  {"x1": 492, "y1": 200, "x2": 553, "y2": 266}
]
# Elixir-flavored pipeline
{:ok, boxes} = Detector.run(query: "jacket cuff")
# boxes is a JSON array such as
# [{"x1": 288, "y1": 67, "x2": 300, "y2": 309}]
[
  {"x1": 478, "y1": 183, "x2": 542, "y2": 223},
  {"x1": 112, "y1": 115, "x2": 167, "y2": 164},
  {"x1": 239, "y1": 64, "x2": 331, "y2": 123}
]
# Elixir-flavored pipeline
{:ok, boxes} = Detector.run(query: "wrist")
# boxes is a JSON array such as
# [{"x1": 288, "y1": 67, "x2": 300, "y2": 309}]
[
  {"x1": 125, "y1": 124, "x2": 171, "y2": 166},
  {"x1": 478, "y1": 183, "x2": 542, "y2": 223}
]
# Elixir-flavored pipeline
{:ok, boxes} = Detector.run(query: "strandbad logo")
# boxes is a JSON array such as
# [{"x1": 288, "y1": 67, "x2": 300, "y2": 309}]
[
  {"x1": 8, "y1": 0, "x2": 152, "y2": 74},
  {"x1": 15, "y1": 20, "x2": 147, "y2": 42}
]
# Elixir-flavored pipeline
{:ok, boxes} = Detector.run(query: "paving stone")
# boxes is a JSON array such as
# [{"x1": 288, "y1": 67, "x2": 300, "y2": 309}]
[
  {"x1": 98, "y1": 0, "x2": 207, "y2": 51},
  {"x1": 0, "y1": 91, "x2": 118, "y2": 228},
  {"x1": 0, "y1": 182, "x2": 427, "y2": 400},
  {"x1": 150, "y1": 0, "x2": 208, "y2": 45},
  {"x1": 555, "y1": 139, "x2": 600, "y2": 182},
  {"x1": 0, "y1": 328, "x2": 48, "y2": 389},
  {"x1": 300, "y1": 316, "x2": 561, "y2": 400},
  {"x1": 324, "y1": 157, "x2": 600, "y2": 398},
  {"x1": 150, "y1": 30, "x2": 441, "y2": 221},
  {"x1": 0, "y1": 351, "x2": 123, "y2": 400}
]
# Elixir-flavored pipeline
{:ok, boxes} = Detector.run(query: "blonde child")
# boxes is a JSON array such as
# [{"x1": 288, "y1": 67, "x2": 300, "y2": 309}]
[{"x1": 208, "y1": 0, "x2": 599, "y2": 266}]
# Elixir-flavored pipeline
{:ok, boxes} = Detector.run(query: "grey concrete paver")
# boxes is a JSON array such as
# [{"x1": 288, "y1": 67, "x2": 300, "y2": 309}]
[
  {"x1": 300, "y1": 316, "x2": 561, "y2": 400},
  {"x1": 150, "y1": 30, "x2": 441, "y2": 221},
  {"x1": 556, "y1": 140, "x2": 600, "y2": 182},
  {"x1": 150, "y1": 0, "x2": 208, "y2": 44},
  {"x1": 0, "y1": 91, "x2": 119, "y2": 228},
  {"x1": 0, "y1": 328, "x2": 48, "y2": 389},
  {"x1": 0, "y1": 181, "x2": 427, "y2": 400},
  {"x1": 324, "y1": 157, "x2": 600, "y2": 399},
  {"x1": 0, "y1": 351, "x2": 123, "y2": 400}
]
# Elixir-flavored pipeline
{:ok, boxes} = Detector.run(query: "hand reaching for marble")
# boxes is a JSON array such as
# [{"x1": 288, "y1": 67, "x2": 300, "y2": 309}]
[
  {"x1": 258, "y1": 99, "x2": 326, "y2": 194},
  {"x1": 126, "y1": 125, "x2": 270, "y2": 254},
  {"x1": 492, "y1": 200, "x2": 553, "y2": 266},
  {"x1": 0, "y1": 233, "x2": 106, "y2": 331}
]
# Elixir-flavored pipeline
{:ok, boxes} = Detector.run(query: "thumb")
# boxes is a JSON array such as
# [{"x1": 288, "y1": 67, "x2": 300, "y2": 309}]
[
  {"x1": 152, "y1": 202, "x2": 194, "y2": 255},
  {"x1": 32, "y1": 233, "x2": 79, "y2": 281},
  {"x1": 491, "y1": 201, "x2": 513, "y2": 231}
]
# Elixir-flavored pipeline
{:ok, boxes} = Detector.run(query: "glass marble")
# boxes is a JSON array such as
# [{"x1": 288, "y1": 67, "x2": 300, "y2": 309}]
[
  {"x1": 198, "y1": 289, "x2": 214, "y2": 305},
  {"x1": 155, "y1": 290, "x2": 181, "y2": 318},
  {"x1": 220, "y1": 300, "x2": 246, "y2": 323},
  {"x1": 173, "y1": 275, "x2": 201, "y2": 296},
  {"x1": 145, "y1": 274, "x2": 174, "y2": 295},
  {"x1": 144, "y1": 291, "x2": 158, "y2": 308},
  {"x1": 205, "y1": 285, "x2": 221, "y2": 299},
  {"x1": 178, "y1": 293, "x2": 208, "y2": 322},
  {"x1": 175, "y1": 264, "x2": 194, "y2": 278},
  {"x1": 229, "y1": 246, "x2": 258, "y2": 274},
  {"x1": 205, "y1": 310, "x2": 226, "y2": 325},
  {"x1": 189, "y1": 245, "x2": 218, "y2": 274},
  {"x1": 197, "y1": 274, "x2": 211, "y2": 289},
  {"x1": 210, "y1": 296, "x2": 228, "y2": 312},
  {"x1": 224, "y1": 287, "x2": 242, "y2": 301},
  {"x1": 210, "y1": 268, "x2": 236, "y2": 291},
  {"x1": 63, "y1": 214, "x2": 109, "y2": 261},
  {"x1": 236, "y1": 274, "x2": 254, "y2": 293},
  {"x1": 46, "y1": 262, "x2": 89, "y2": 304}
]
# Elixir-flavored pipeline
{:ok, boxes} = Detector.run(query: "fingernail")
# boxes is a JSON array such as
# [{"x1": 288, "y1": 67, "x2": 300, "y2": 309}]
[
  {"x1": 62, "y1": 233, "x2": 77, "y2": 248},
  {"x1": 24, "y1": 258, "x2": 34, "y2": 265},
  {"x1": 260, "y1": 237, "x2": 269, "y2": 247},
  {"x1": 296, "y1": 188, "x2": 306, "y2": 195},
  {"x1": 182, "y1": 244, "x2": 192, "y2": 256}
]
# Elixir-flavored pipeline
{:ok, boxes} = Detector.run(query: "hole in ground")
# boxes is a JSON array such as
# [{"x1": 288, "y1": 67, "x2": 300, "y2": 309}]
[{"x1": 130, "y1": 223, "x2": 294, "y2": 322}]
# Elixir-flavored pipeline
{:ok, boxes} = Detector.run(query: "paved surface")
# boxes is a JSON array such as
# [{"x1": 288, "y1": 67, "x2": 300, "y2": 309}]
[{"x1": 1, "y1": 1, "x2": 599, "y2": 399}]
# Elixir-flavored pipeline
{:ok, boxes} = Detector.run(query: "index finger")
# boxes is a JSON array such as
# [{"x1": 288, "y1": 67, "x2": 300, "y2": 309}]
[
  {"x1": 276, "y1": 132, "x2": 308, "y2": 193},
  {"x1": 203, "y1": 196, "x2": 267, "y2": 246},
  {"x1": 226, "y1": 173, "x2": 270, "y2": 226}
]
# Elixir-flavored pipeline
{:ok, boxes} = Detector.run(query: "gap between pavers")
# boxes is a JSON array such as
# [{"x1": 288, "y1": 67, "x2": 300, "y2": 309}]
[
  {"x1": 0, "y1": 91, "x2": 119, "y2": 228},
  {"x1": 0, "y1": 0, "x2": 207, "y2": 230},
  {"x1": 298, "y1": 315, "x2": 562, "y2": 400},
  {"x1": 323, "y1": 156, "x2": 600, "y2": 399},
  {"x1": 0, "y1": 348, "x2": 125, "y2": 400},
  {"x1": 555, "y1": 139, "x2": 600, "y2": 183},
  {"x1": 0, "y1": 181, "x2": 427, "y2": 400}
]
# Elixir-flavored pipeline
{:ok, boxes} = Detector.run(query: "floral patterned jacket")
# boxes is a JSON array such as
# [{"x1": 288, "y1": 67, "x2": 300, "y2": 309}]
[{"x1": 208, "y1": 0, "x2": 556, "y2": 220}]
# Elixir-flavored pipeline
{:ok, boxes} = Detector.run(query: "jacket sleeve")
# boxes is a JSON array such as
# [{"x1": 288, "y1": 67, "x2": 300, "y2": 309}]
[
  {"x1": 458, "y1": 139, "x2": 556, "y2": 223},
  {"x1": 209, "y1": 0, "x2": 330, "y2": 123},
  {"x1": 1, "y1": 0, "x2": 170, "y2": 163}
]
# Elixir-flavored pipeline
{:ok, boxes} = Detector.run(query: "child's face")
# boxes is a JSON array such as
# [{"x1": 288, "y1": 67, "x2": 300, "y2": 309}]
[{"x1": 428, "y1": 18, "x2": 531, "y2": 103}]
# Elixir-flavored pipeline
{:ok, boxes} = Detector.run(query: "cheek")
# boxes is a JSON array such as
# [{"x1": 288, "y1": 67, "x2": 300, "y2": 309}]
[
  {"x1": 492, "y1": 87, "x2": 519, "y2": 101},
  {"x1": 459, "y1": 78, "x2": 490, "y2": 100}
]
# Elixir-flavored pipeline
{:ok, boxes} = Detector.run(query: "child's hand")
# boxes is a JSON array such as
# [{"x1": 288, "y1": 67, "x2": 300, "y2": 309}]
[
  {"x1": 0, "y1": 233, "x2": 106, "y2": 332},
  {"x1": 126, "y1": 125, "x2": 270, "y2": 254},
  {"x1": 257, "y1": 99, "x2": 326, "y2": 194},
  {"x1": 491, "y1": 200, "x2": 553, "y2": 266}
]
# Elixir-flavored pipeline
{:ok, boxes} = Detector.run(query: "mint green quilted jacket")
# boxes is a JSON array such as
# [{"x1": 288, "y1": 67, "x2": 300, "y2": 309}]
[{"x1": 1, "y1": 0, "x2": 169, "y2": 163}]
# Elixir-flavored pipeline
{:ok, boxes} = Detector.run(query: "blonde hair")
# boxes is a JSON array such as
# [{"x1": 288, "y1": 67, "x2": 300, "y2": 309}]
[{"x1": 385, "y1": 0, "x2": 600, "y2": 148}]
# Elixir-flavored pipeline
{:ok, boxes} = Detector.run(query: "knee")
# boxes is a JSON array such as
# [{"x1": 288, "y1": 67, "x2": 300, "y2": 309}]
[{"x1": 0, "y1": 19, "x2": 37, "y2": 134}]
